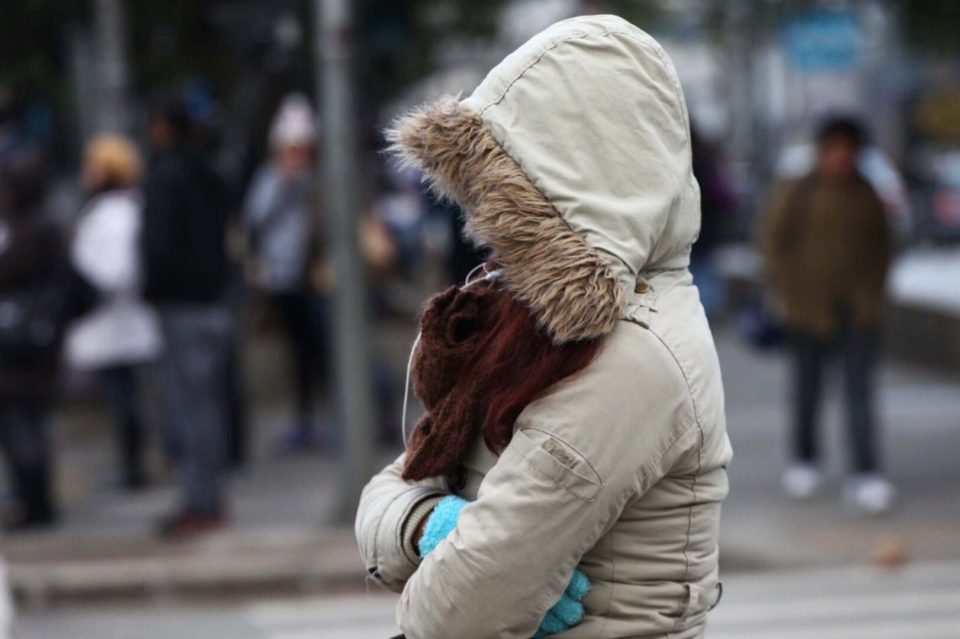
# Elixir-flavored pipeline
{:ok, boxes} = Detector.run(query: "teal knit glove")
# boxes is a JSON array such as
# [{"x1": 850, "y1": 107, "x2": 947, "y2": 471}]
[
  {"x1": 533, "y1": 569, "x2": 591, "y2": 637},
  {"x1": 417, "y1": 496, "x2": 592, "y2": 637},
  {"x1": 417, "y1": 495, "x2": 469, "y2": 557}
]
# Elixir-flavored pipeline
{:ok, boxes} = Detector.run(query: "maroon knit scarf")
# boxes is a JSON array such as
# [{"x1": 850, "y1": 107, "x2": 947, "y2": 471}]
[{"x1": 402, "y1": 281, "x2": 502, "y2": 481}]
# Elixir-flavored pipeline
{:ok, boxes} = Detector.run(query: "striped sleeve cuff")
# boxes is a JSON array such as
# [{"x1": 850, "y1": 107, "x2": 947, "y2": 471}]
[{"x1": 400, "y1": 495, "x2": 445, "y2": 565}]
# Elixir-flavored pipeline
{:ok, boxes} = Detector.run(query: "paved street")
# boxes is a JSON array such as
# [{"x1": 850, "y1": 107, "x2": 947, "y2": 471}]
[{"x1": 15, "y1": 560, "x2": 960, "y2": 638}]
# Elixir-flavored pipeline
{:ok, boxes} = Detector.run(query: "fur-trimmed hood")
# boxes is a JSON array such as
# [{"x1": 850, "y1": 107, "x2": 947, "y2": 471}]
[{"x1": 389, "y1": 15, "x2": 700, "y2": 343}]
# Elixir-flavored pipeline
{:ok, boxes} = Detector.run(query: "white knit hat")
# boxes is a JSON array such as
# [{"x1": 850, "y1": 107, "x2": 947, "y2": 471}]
[{"x1": 269, "y1": 93, "x2": 318, "y2": 149}]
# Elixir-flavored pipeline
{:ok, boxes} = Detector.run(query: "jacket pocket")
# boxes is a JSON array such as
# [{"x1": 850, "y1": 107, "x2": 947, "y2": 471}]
[
  {"x1": 509, "y1": 428, "x2": 603, "y2": 502},
  {"x1": 669, "y1": 580, "x2": 723, "y2": 627}
]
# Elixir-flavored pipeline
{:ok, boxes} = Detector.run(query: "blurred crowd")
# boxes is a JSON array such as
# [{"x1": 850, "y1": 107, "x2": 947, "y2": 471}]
[
  {"x1": 0, "y1": 2, "x2": 955, "y2": 536},
  {"x1": 0, "y1": 88, "x2": 486, "y2": 538},
  {"x1": 0, "y1": 78, "x2": 909, "y2": 542}
]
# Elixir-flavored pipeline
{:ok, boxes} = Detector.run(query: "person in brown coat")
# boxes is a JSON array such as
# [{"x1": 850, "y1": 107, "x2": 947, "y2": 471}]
[{"x1": 762, "y1": 116, "x2": 894, "y2": 514}]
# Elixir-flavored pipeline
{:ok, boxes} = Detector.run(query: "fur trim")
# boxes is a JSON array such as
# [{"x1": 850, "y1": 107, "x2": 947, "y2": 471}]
[{"x1": 387, "y1": 97, "x2": 625, "y2": 343}]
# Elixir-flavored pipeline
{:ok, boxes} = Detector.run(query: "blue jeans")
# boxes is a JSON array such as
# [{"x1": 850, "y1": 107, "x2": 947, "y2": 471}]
[{"x1": 158, "y1": 305, "x2": 233, "y2": 514}]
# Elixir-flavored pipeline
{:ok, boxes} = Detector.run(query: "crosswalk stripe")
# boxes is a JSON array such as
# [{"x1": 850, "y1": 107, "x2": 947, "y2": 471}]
[
  {"x1": 717, "y1": 561, "x2": 960, "y2": 593},
  {"x1": 247, "y1": 596, "x2": 395, "y2": 626},
  {"x1": 268, "y1": 624, "x2": 399, "y2": 639},
  {"x1": 711, "y1": 589, "x2": 960, "y2": 626},
  {"x1": 709, "y1": 617, "x2": 960, "y2": 639},
  {"x1": 247, "y1": 594, "x2": 399, "y2": 638},
  {"x1": 708, "y1": 563, "x2": 960, "y2": 639}
]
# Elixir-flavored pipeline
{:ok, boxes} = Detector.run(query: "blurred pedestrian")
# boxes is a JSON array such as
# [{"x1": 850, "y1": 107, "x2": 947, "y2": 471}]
[
  {"x1": 142, "y1": 99, "x2": 232, "y2": 537},
  {"x1": 0, "y1": 147, "x2": 65, "y2": 531},
  {"x1": 377, "y1": 166, "x2": 425, "y2": 279},
  {"x1": 690, "y1": 125, "x2": 735, "y2": 319},
  {"x1": 242, "y1": 94, "x2": 327, "y2": 451},
  {"x1": 762, "y1": 116, "x2": 895, "y2": 514},
  {"x1": 426, "y1": 190, "x2": 485, "y2": 286},
  {"x1": 0, "y1": 90, "x2": 24, "y2": 167},
  {"x1": 65, "y1": 135, "x2": 161, "y2": 491}
]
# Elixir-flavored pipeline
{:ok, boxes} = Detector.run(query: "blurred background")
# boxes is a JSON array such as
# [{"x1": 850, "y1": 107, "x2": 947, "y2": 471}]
[{"x1": 0, "y1": 0, "x2": 958, "y2": 637}]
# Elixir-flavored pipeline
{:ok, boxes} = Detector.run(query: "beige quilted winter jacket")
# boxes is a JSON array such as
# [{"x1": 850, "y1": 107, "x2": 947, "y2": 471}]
[{"x1": 356, "y1": 14, "x2": 732, "y2": 639}]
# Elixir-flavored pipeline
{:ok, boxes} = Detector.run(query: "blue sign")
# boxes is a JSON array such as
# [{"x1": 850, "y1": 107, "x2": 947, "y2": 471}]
[{"x1": 783, "y1": 10, "x2": 861, "y2": 72}]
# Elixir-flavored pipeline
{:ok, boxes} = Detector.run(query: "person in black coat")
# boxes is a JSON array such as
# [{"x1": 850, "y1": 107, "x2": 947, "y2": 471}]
[
  {"x1": 0, "y1": 147, "x2": 66, "y2": 531},
  {"x1": 142, "y1": 100, "x2": 234, "y2": 538},
  {"x1": 142, "y1": 103, "x2": 230, "y2": 304}
]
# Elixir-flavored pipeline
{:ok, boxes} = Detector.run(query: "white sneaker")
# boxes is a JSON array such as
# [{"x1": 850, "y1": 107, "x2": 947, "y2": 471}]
[
  {"x1": 781, "y1": 463, "x2": 821, "y2": 500},
  {"x1": 845, "y1": 474, "x2": 896, "y2": 515}
]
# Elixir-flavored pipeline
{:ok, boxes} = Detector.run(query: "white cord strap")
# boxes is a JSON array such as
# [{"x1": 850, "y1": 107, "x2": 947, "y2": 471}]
[{"x1": 400, "y1": 263, "x2": 501, "y2": 446}]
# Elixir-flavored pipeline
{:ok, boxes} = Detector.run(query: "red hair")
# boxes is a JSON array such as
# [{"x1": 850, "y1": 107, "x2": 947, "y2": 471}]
[{"x1": 470, "y1": 290, "x2": 601, "y2": 454}]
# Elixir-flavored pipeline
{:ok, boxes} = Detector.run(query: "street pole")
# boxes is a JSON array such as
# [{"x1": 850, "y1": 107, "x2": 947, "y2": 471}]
[
  {"x1": 313, "y1": 0, "x2": 376, "y2": 523},
  {"x1": 92, "y1": 0, "x2": 130, "y2": 133},
  {"x1": 723, "y1": 0, "x2": 757, "y2": 212}
]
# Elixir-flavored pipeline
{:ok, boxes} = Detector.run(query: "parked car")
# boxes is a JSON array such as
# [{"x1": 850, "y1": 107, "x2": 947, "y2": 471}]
[{"x1": 912, "y1": 149, "x2": 960, "y2": 244}]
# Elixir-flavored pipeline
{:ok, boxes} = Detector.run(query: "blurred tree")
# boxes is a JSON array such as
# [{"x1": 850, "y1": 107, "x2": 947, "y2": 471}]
[
  {"x1": 355, "y1": 0, "x2": 505, "y2": 119},
  {"x1": 127, "y1": 1, "x2": 241, "y2": 95},
  {"x1": 895, "y1": 0, "x2": 960, "y2": 54},
  {"x1": 691, "y1": 0, "x2": 960, "y2": 54},
  {"x1": 597, "y1": 0, "x2": 668, "y2": 29},
  {"x1": 0, "y1": 1, "x2": 87, "y2": 97},
  {"x1": 3, "y1": 0, "x2": 956, "y2": 170},
  {"x1": 4, "y1": 0, "x2": 960, "y2": 106}
]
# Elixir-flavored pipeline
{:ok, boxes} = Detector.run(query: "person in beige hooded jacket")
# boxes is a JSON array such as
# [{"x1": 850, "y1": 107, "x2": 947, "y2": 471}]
[{"x1": 356, "y1": 15, "x2": 732, "y2": 639}]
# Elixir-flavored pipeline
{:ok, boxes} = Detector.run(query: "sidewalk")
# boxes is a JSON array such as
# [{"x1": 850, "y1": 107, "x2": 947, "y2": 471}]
[
  {"x1": 2, "y1": 318, "x2": 413, "y2": 605},
  {"x1": 2, "y1": 320, "x2": 959, "y2": 604},
  {"x1": 2, "y1": 409, "x2": 375, "y2": 605}
]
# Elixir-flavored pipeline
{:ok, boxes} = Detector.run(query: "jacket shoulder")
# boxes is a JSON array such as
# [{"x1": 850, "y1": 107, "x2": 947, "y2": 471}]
[
  {"x1": 514, "y1": 320, "x2": 696, "y2": 489},
  {"x1": 595, "y1": 319, "x2": 693, "y2": 401}
]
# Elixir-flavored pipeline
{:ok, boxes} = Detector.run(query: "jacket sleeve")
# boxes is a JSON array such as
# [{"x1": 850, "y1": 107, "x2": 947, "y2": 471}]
[
  {"x1": 241, "y1": 168, "x2": 272, "y2": 229},
  {"x1": 758, "y1": 179, "x2": 797, "y2": 287},
  {"x1": 72, "y1": 199, "x2": 139, "y2": 294},
  {"x1": 0, "y1": 222, "x2": 60, "y2": 288},
  {"x1": 396, "y1": 327, "x2": 696, "y2": 638},
  {"x1": 865, "y1": 184, "x2": 894, "y2": 284},
  {"x1": 355, "y1": 454, "x2": 448, "y2": 592},
  {"x1": 140, "y1": 169, "x2": 181, "y2": 290}
]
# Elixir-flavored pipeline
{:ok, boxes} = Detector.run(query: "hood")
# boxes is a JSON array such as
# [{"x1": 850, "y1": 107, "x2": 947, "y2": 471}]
[{"x1": 389, "y1": 15, "x2": 700, "y2": 343}]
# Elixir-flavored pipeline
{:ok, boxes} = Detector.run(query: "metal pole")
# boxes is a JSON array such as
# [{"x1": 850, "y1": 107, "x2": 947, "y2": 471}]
[
  {"x1": 314, "y1": 0, "x2": 376, "y2": 523},
  {"x1": 92, "y1": 0, "x2": 130, "y2": 133},
  {"x1": 723, "y1": 0, "x2": 757, "y2": 213}
]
